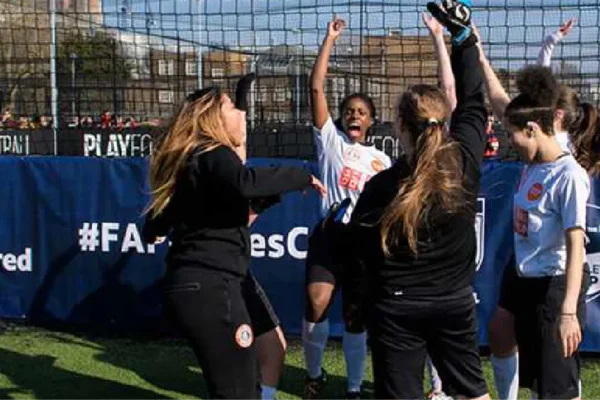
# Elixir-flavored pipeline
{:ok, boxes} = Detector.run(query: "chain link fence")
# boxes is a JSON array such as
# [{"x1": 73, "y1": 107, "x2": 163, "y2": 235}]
[{"x1": 0, "y1": 0, "x2": 598, "y2": 158}]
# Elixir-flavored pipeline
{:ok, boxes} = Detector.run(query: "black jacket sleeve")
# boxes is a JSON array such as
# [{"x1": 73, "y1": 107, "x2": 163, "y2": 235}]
[
  {"x1": 450, "y1": 43, "x2": 487, "y2": 170},
  {"x1": 249, "y1": 195, "x2": 282, "y2": 214},
  {"x1": 201, "y1": 146, "x2": 313, "y2": 199},
  {"x1": 142, "y1": 211, "x2": 170, "y2": 244}
]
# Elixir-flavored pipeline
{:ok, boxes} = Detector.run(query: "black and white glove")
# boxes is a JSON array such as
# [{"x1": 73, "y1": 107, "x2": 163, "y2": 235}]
[
  {"x1": 234, "y1": 73, "x2": 256, "y2": 112},
  {"x1": 321, "y1": 198, "x2": 351, "y2": 232},
  {"x1": 427, "y1": 0, "x2": 476, "y2": 48}
]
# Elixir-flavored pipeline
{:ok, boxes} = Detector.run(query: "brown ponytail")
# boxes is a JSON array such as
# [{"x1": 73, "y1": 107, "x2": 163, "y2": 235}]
[
  {"x1": 572, "y1": 103, "x2": 600, "y2": 174},
  {"x1": 380, "y1": 85, "x2": 466, "y2": 255}
]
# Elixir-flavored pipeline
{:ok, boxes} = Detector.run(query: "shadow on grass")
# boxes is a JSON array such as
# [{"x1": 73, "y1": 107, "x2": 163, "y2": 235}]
[
  {"x1": 94, "y1": 336, "x2": 208, "y2": 399},
  {"x1": 25, "y1": 328, "x2": 206, "y2": 398},
  {"x1": 96, "y1": 339, "x2": 375, "y2": 399},
  {"x1": 0, "y1": 346, "x2": 167, "y2": 399}
]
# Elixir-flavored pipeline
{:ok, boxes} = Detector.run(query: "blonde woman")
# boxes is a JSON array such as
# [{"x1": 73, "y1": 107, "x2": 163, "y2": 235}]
[{"x1": 146, "y1": 87, "x2": 326, "y2": 398}]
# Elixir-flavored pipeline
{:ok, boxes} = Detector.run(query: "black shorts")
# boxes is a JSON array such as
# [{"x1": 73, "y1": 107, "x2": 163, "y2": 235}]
[
  {"x1": 304, "y1": 220, "x2": 366, "y2": 328},
  {"x1": 498, "y1": 257, "x2": 518, "y2": 315},
  {"x1": 368, "y1": 288, "x2": 488, "y2": 399},
  {"x1": 514, "y1": 268, "x2": 590, "y2": 399},
  {"x1": 163, "y1": 267, "x2": 259, "y2": 398},
  {"x1": 242, "y1": 272, "x2": 279, "y2": 337},
  {"x1": 305, "y1": 220, "x2": 345, "y2": 286}
]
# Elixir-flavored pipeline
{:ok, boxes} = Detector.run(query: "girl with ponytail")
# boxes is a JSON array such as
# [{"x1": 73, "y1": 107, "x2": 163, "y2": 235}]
[
  {"x1": 503, "y1": 66, "x2": 590, "y2": 400},
  {"x1": 345, "y1": 6, "x2": 490, "y2": 399},
  {"x1": 557, "y1": 86, "x2": 600, "y2": 174},
  {"x1": 380, "y1": 86, "x2": 465, "y2": 255}
]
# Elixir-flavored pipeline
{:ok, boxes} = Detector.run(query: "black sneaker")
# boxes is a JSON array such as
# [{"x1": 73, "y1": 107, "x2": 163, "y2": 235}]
[
  {"x1": 303, "y1": 368, "x2": 328, "y2": 399},
  {"x1": 345, "y1": 389, "x2": 362, "y2": 399}
]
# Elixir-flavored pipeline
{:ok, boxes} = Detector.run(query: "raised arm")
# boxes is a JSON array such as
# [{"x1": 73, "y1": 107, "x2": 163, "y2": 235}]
[
  {"x1": 537, "y1": 18, "x2": 576, "y2": 67},
  {"x1": 450, "y1": 38, "x2": 487, "y2": 165},
  {"x1": 233, "y1": 73, "x2": 255, "y2": 162},
  {"x1": 311, "y1": 17, "x2": 346, "y2": 129},
  {"x1": 472, "y1": 25, "x2": 511, "y2": 120},
  {"x1": 423, "y1": 13, "x2": 457, "y2": 114}
]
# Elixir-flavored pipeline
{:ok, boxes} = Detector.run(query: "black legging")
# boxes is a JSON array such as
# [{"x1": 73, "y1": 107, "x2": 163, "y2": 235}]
[{"x1": 163, "y1": 265, "x2": 260, "y2": 399}]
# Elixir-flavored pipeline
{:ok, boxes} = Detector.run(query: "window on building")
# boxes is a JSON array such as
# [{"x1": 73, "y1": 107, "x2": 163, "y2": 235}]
[
  {"x1": 158, "y1": 90, "x2": 174, "y2": 104},
  {"x1": 158, "y1": 60, "x2": 175, "y2": 76},
  {"x1": 211, "y1": 67, "x2": 225, "y2": 78},
  {"x1": 273, "y1": 88, "x2": 287, "y2": 102},
  {"x1": 259, "y1": 87, "x2": 268, "y2": 103},
  {"x1": 369, "y1": 82, "x2": 381, "y2": 98},
  {"x1": 185, "y1": 60, "x2": 197, "y2": 76}
]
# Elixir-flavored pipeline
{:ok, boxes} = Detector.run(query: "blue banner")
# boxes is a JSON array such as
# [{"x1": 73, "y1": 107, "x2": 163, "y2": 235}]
[{"x1": 0, "y1": 157, "x2": 599, "y2": 351}]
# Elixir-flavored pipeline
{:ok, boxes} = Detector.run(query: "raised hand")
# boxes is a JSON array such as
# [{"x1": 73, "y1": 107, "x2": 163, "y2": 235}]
[
  {"x1": 234, "y1": 73, "x2": 256, "y2": 112},
  {"x1": 422, "y1": 13, "x2": 444, "y2": 37},
  {"x1": 326, "y1": 16, "x2": 346, "y2": 41},
  {"x1": 558, "y1": 18, "x2": 576, "y2": 37}
]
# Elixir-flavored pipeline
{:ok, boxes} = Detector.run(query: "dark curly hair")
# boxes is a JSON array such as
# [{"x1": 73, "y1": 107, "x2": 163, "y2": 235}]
[{"x1": 504, "y1": 66, "x2": 560, "y2": 134}]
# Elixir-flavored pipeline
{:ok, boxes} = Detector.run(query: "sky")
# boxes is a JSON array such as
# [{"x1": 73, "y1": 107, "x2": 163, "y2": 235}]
[{"x1": 97, "y1": 0, "x2": 599, "y2": 73}]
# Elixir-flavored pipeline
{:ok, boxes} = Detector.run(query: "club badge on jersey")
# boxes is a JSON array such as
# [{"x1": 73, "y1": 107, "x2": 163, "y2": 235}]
[
  {"x1": 527, "y1": 183, "x2": 543, "y2": 202},
  {"x1": 371, "y1": 159, "x2": 386, "y2": 173},
  {"x1": 235, "y1": 324, "x2": 254, "y2": 348}
]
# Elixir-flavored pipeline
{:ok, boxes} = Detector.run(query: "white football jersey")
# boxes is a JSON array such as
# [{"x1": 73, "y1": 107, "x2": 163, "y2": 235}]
[
  {"x1": 314, "y1": 117, "x2": 392, "y2": 222},
  {"x1": 514, "y1": 154, "x2": 589, "y2": 277}
]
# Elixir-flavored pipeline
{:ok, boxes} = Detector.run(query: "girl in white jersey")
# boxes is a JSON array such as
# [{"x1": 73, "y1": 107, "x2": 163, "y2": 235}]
[
  {"x1": 302, "y1": 16, "x2": 391, "y2": 399},
  {"x1": 504, "y1": 66, "x2": 590, "y2": 400},
  {"x1": 471, "y1": 20, "x2": 593, "y2": 400}
]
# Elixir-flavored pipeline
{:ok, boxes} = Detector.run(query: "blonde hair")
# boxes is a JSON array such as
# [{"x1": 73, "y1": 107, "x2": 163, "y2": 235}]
[
  {"x1": 147, "y1": 87, "x2": 236, "y2": 218},
  {"x1": 380, "y1": 85, "x2": 466, "y2": 255}
]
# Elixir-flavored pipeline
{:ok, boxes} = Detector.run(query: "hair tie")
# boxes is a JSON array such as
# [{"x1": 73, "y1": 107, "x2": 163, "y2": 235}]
[
  {"x1": 415, "y1": 118, "x2": 446, "y2": 134},
  {"x1": 424, "y1": 118, "x2": 446, "y2": 130}
]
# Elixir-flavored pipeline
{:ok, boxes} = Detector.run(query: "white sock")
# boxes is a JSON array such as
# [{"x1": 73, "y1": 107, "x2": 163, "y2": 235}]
[
  {"x1": 302, "y1": 319, "x2": 329, "y2": 379},
  {"x1": 427, "y1": 356, "x2": 442, "y2": 392},
  {"x1": 343, "y1": 331, "x2": 367, "y2": 393},
  {"x1": 491, "y1": 353, "x2": 519, "y2": 400},
  {"x1": 261, "y1": 384, "x2": 277, "y2": 400}
]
